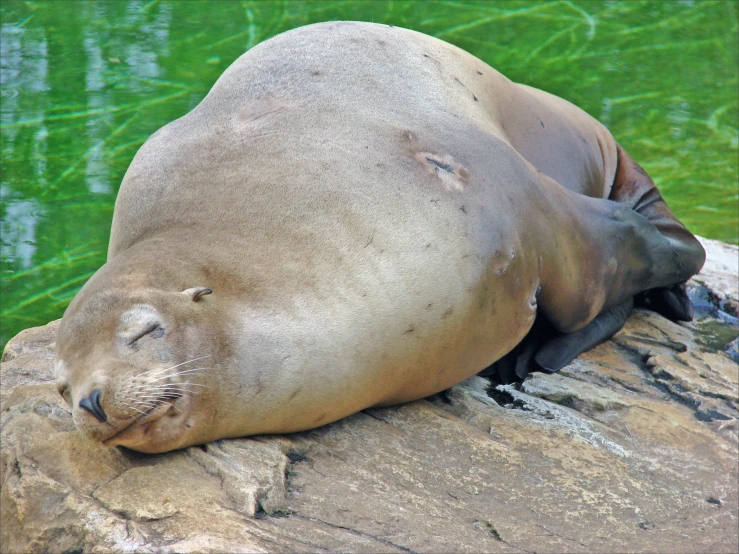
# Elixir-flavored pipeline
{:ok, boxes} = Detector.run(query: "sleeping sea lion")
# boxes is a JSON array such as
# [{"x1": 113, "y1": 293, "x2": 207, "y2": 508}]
[{"x1": 54, "y1": 22, "x2": 705, "y2": 453}]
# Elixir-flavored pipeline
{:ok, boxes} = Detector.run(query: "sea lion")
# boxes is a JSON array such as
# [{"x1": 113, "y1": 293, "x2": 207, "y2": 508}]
[{"x1": 54, "y1": 22, "x2": 705, "y2": 453}]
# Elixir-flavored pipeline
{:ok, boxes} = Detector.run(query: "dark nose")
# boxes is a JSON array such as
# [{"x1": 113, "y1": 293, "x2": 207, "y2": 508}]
[{"x1": 79, "y1": 388, "x2": 107, "y2": 423}]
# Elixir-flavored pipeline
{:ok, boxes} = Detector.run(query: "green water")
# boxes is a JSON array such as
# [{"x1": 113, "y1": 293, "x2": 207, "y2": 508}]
[{"x1": 1, "y1": 0, "x2": 737, "y2": 349}]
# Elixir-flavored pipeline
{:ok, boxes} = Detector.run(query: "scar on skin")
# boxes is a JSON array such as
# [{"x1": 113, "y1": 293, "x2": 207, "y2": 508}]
[
  {"x1": 416, "y1": 152, "x2": 469, "y2": 193},
  {"x1": 454, "y1": 76, "x2": 478, "y2": 101},
  {"x1": 237, "y1": 95, "x2": 294, "y2": 124}
]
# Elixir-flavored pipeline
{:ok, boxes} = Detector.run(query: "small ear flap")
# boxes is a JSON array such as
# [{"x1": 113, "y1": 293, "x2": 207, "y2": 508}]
[{"x1": 182, "y1": 287, "x2": 212, "y2": 301}]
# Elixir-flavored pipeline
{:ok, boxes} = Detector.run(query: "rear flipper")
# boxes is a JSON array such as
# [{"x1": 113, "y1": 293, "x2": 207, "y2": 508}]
[
  {"x1": 480, "y1": 299, "x2": 633, "y2": 386},
  {"x1": 634, "y1": 282, "x2": 693, "y2": 322},
  {"x1": 481, "y1": 144, "x2": 704, "y2": 387},
  {"x1": 609, "y1": 143, "x2": 705, "y2": 322}
]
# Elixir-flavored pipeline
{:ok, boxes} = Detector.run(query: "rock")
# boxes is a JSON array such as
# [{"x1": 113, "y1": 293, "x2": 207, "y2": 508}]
[
  {"x1": 2, "y1": 238, "x2": 737, "y2": 553},
  {"x1": 689, "y1": 236, "x2": 739, "y2": 319}
]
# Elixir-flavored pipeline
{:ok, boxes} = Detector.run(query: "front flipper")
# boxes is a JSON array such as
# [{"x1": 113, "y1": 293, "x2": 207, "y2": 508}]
[
  {"x1": 533, "y1": 298, "x2": 633, "y2": 373},
  {"x1": 480, "y1": 299, "x2": 633, "y2": 386}
]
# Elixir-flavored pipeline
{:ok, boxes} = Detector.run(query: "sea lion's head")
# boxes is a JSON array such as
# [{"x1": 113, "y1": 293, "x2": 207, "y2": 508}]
[{"x1": 55, "y1": 282, "x2": 220, "y2": 453}]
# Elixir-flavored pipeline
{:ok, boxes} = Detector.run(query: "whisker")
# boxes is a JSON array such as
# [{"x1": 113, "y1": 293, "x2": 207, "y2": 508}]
[
  {"x1": 121, "y1": 368, "x2": 209, "y2": 392},
  {"x1": 131, "y1": 393, "x2": 162, "y2": 399},
  {"x1": 139, "y1": 391, "x2": 196, "y2": 402},
  {"x1": 147, "y1": 368, "x2": 209, "y2": 382},
  {"x1": 145, "y1": 369, "x2": 209, "y2": 382},
  {"x1": 158, "y1": 367, "x2": 210, "y2": 373},
  {"x1": 162, "y1": 355, "x2": 211, "y2": 371},
  {"x1": 134, "y1": 396, "x2": 193, "y2": 404},
  {"x1": 135, "y1": 384, "x2": 203, "y2": 392},
  {"x1": 136, "y1": 356, "x2": 212, "y2": 378},
  {"x1": 145, "y1": 377, "x2": 203, "y2": 386},
  {"x1": 120, "y1": 403, "x2": 148, "y2": 415},
  {"x1": 131, "y1": 402, "x2": 173, "y2": 412},
  {"x1": 132, "y1": 400, "x2": 157, "y2": 407},
  {"x1": 116, "y1": 358, "x2": 213, "y2": 404},
  {"x1": 134, "y1": 389, "x2": 197, "y2": 398},
  {"x1": 131, "y1": 397, "x2": 158, "y2": 404},
  {"x1": 115, "y1": 359, "x2": 213, "y2": 416},
  {"x1": 135, "y1": 392, "x2": 194, "y2": 403},
  {"x1": 137, "y1": 383, "x2": 207, "y2": 391}
]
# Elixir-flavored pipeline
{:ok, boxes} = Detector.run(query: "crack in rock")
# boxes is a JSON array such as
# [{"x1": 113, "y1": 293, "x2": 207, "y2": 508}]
[
  {"x1": 186, "y1": 439, "x2": 290, "y2": 516},
  {"x1": 495, "y1": 385, "x2": 630, "y2": 458},
  {"x1": 291, "y1": 513, "x2": 418, "y2": 553}
]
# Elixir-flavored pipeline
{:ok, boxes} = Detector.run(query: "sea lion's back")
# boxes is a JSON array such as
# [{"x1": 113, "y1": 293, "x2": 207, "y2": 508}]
[{"x1": 109, "y1": 22, "x2": 515, "y2": 257}]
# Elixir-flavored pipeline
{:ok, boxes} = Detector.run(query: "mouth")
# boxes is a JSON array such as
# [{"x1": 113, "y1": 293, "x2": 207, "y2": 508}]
[{"x1": 102, "y1": 393, "x2": 182, "y2": 446}]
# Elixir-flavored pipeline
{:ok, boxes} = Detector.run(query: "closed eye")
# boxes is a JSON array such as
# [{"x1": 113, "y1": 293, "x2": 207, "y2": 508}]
[{"x1": 129, "y1": 325, "x2": 165, "y2": 345}]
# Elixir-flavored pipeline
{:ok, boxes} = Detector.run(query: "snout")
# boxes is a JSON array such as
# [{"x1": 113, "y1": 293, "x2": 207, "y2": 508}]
[
  {"x1": 78, "y1": 388, "x2": 107, "y2": 422},
  {"x1": 72, "y1": 383, "x2": 118, "y2": 441}
]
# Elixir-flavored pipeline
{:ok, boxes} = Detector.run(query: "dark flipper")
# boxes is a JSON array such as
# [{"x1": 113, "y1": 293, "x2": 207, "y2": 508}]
[
  {"x1": 478, "y1": 319, "x2": 545, "y2": 385},
  {"x1": 480, "y1": 299, "x2": 633, "y2": 386},
  {"x1": 533, "y1": 298, "x2": 633, "y2": 373},
  {"x1": 609, "y1": 143, "x2": 705, "y2": 322},
  {"x1": 481, "y1": 143, "x2": 703, "y2": 387},
  {"x1": 634, "y1": 282, "x2": 693, "y2": 322}
]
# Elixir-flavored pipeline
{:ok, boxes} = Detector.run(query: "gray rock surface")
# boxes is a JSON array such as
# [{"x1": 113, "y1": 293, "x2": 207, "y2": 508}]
[{"x1": 2, "y1": 237, "x2": 737, "y2": 553}]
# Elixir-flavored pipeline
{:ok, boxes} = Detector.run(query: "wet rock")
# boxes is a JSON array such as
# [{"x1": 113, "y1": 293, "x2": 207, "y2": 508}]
[
  {"x1": 689, "y1": 237, "x2": 739, "y2": 319},
  {"x1": 2, "y1": 238, "x2": 737, "y2": 553}
]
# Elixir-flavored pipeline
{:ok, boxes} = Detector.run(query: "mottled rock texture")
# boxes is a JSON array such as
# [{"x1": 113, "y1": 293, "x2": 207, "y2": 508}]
[{"x1": 2, "y1": 237, "x2": 737, "y2": 553}]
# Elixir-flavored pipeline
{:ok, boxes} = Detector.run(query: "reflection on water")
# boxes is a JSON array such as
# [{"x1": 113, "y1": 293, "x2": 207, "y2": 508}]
[
  {"x1": 1, "y1": 198, "x2": 43, "y2": 269},
  {"x1": 1, "y1": 0, "x2": 737, "y2": 347}
]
